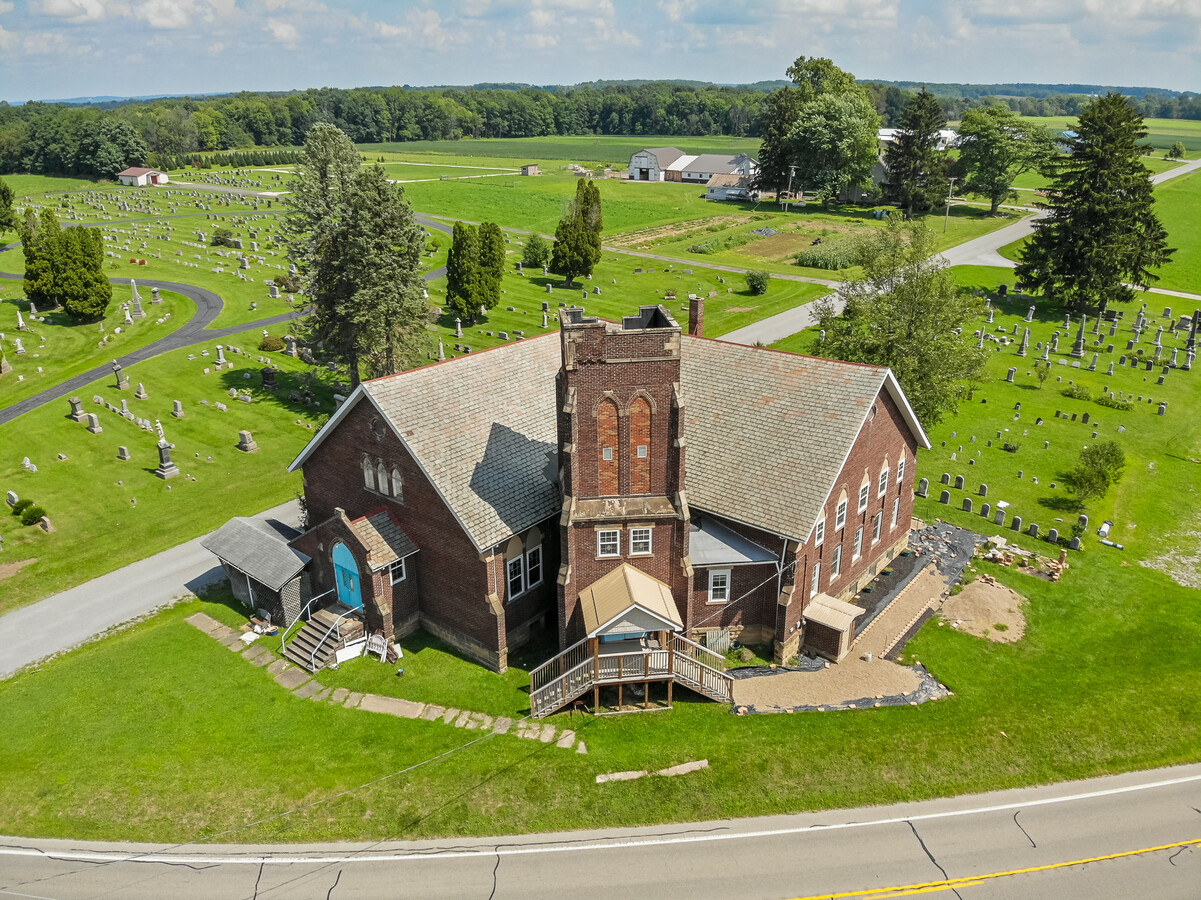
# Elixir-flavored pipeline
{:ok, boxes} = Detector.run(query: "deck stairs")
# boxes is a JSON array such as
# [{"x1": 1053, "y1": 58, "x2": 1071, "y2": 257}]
[
  {"x1": 529, "y1": 633, "x2": 733, "y2": 718},
  {"x1": 283, "y1": 602, "x2": 365, "y2": 673}
]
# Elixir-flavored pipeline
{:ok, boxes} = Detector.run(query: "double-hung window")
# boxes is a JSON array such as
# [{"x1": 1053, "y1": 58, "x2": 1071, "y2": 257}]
[
  {"x1": 708, "y1": 569, "x2": 731, "y2": 603},
  {"x1": 835, "y1": 499, "x2": 847, "y2": 530},
  {"x1": 598, "y1": 529, "x2": 620, "y2": 557},
  {"x1": 629, "y1": 528, "x2": 652, "y2": 555},
  {"x1": 507, "y1": 556, "x2": 524, "y2": 598},
  {"x1": 831, "y1": 545, "x2": 843, "y2": 579},
  {"x1": 878, "y1": 468, "x2": 889, "y2": 498},
  {"x1": 809, "y1": 561, "x2": 820, "y2": 598},
  {"x1": 853, "y1": 526, "x2": 863, "y2": 561},
  {"x1": 814, "y1": 518, "x2": 826, "y2": 547},
  {"x1": 390, "y1": 558, "x2": 406, "y2": 585},
  {"x1": 858, "y1": 483, "x2": 870, "y2": 513},
  {"x1": 896, "y1": 458, "x2": 905, "y2": 487},
  {"x1": 891, "y1": 498, "x2": 900, "y2": 529},
  {"x1": 872, "y1": 513, "x2": 882, "y2": 544},
  {"x1": 526, "y1": 545, "x2": 542, "y2": 589}
]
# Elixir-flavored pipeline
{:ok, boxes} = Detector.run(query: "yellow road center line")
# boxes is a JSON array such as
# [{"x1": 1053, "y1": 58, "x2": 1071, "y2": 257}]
[{"x1": 786, "y1": 837, "x2": 1201, "y2": 899}]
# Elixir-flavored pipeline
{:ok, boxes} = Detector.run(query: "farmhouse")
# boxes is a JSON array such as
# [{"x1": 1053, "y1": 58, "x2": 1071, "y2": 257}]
[
  {"x1": 705, "y1": 173, "x2": 757, "y2": 201},
  {"x1": 628, "y1": 149, "x2": 758, "y2": 184},
  {"x1": 116, "y1": 167, "x2": 169, "y2": 186},
  {"x1": 218, "y1": 303, "x2": 928, "y2": 715}
]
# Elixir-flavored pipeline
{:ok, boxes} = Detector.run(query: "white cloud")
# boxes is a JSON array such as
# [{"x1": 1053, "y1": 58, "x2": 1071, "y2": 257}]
[
  {"x1": 265, "y1": 17, "x2": 300, "y2": 45},
  {"x1": 32, "y1": 0, "x2": 126, "y2": 22},
  {"x1": 0, "y1": 1, "x2": 14, "y2": 14},
  {"x1": 0, "y1": 24, "x2": 14, "y2": 49}
]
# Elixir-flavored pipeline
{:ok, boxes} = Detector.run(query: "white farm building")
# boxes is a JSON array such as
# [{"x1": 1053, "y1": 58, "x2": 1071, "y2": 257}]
[
  {"x1": 116, "y1": 167, "x2": 170, "y2": 187},
  {"x1": 628, "y1": 149, "x2": 758, "y2": 184}
]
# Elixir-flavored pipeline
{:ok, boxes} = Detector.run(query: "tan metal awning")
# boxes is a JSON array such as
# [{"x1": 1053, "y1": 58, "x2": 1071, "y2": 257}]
[
  {"x1": 578, "y1": 564, "x2": 684, "y2": 637},
  {"x1": 803, "y1": 593, "x2": 865, "y2": 634}
]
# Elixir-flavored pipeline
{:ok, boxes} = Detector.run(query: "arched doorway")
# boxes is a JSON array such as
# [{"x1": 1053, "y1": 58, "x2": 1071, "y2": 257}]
[{"x1": 332, "y1": 542, "x2": 363, "y2": 609}]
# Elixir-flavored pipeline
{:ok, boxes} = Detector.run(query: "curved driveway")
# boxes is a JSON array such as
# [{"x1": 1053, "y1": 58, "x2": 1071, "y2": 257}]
[{"x1": 1, "y1": 764, "x2": 1198, "y2": 899}]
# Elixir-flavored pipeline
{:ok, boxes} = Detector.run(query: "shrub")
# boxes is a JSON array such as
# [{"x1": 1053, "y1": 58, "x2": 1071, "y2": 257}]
[
  {"x1": 259, "y1": 335, "x2": 285, "y2": 352},
  {"x1": 1094, "y1": 395, "x2": 1134, "y2": 411},
  {"x1": 1061, "y1": 383, "x2": 1091, "y2": 401},
  {"x1": 211, "y1": 226, "x2": 234, "y2": 248},
  {"x1": 522, "y1": 233, "x2": 551, "y2": 268},
  {"x1": 275, "y1": 273, "x2": 301, "y2": 292},
  {"x1": 20, "y1": 505, "x2": 46, "y2": 526},
  {"x1": 11, "y1": 498, "x2": 33, "y2": 516},
  {"x1": 745, "y1": 270, "x2": 771, "y2": 295},
  {"x1": 688, "y1": 233, "x2": 753, "y2": 254}
]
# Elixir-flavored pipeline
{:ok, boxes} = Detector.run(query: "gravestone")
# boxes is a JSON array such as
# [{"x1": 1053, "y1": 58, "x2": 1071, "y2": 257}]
[
  {"x1": 941, "y1": 472, "x2": 950, "y2": 484},
  {"x1": 154, "y1": 440, "x2": 179, "y2": 479},
  {"x1": 954, "y1": 475, "x2": 965, "y2": 489},
  {"x1": 113, "y1": 360, "x2": 129, "y2": 390},
  {"x1": 979, "y1": 483, "x2": 988, "y2": 497},
  {"x1": 284, "y1": 335, "x2": 298, "y2": 357},
  {"x1": 938, "y1": 490, "x2": 950, "y2": 504},
  {"x1": 237, "y1": 430, "x2": 259, "y2": 453},
  {"x1": 117, "y1": 446, "x2": 131, "y2": 461},
  {"x1": 917, "y1": 477, "x2": 929, "y2": 497},
  {"x1": 1005, "y1": 367, "x2": 1016, "y2": 383},
  {"x1": 171, "y1": 399, "x2": 184, "y2": 418},
  {"x1": 151, "y1": 287, "x2": 162, "y2": 304},
  {"x1": 1027, "y1": 523, "x2": 1039, "y2": 538},
  {"x1": 1010, "y1": 515, "x2": 1022, "y2": 532},
  {"x1": 994, "y1": 509, "x2": 1005, "y2": 526},
  {"x1": 1158, "y1": 402, "x2": 1167, "y2": 416},
  {"x1": 5, "y1": 491, "x2": 16, "y2": 507},
  {"x1": 1069, "y1": 536, "x2": 1082, "y2": 551},
  {"x1": 86, "y1": 413, "x2": 103, "y2": 434},
  {"x1": 135, "y1": 382, "x2": 148, "y2": 400},
  {"x1": 67, "y1": 397, "x2": 87, "y2": 422},
  {"x1": 1047, "y1": 528, "x2": 1059, "y2": 544},
  {"x1": 962, "y1": 498, "x2": 973, "y2": 512},
  {"x1": 261, "y1": 367, "x2": 278, "y2": 391},
  {"x1": 981, "y1": 502, "x2": 991, "y2": 519}
]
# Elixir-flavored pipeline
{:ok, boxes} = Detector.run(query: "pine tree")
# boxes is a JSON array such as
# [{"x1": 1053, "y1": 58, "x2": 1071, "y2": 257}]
[
  {"x1": 550, "y1": 178, "x2": 602, "y2": 288},
  {"x1": 476, "y1": 221, "x2": 505, "y2": 312},
  {"x1": 445, "y1": 221, "x2": 480, "y2": 321},
  {"x1": 0, "y1": 177, "x2": 15, "y2": 241},
  {"x1": 19, "y1": 208, "x2": 62, "y2": 311},
  {"x1": 522, "y1": 233, "x2": 551, "y2": 268},
  {"x1": 1015, "y1": 93, "x2": 1175, "y2": 313},
  {"x1": 884, "y1": 87, "x2": 948, "y2": 217}
]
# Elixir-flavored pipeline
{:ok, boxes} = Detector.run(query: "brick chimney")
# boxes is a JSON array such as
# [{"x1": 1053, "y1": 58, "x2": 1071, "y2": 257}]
[{"x1": 688, "y1": 296, "x2": 704, "y2": 337}]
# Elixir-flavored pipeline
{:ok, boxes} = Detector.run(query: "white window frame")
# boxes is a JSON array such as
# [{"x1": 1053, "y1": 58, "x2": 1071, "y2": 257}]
[
  {"x1": 809, "y1": 560, "x2": 820, "y2": 598},
  {"x1": 814, "y1": 518, "x2": 825, "y2": 547},
  {"x1": 891, "y1": 498, "x2": 900, "y2": 529},
  {"x1": 597, "y1": 529, "x2": 620, "y2": 558},
  {"x1": 525, "y1": 544, "x2": 542, "y2": 589},
  {"x1": 878, "y1": 467, "x2": 889, "y2": 498},
  {"x1": 707, "y1": 568, "x2": 731, "y2": 604},
  {"x1": 831, "y1": 545, "x2": 842, "y2": 579},
  {"x1": 853, "y1": 526, "x2": 863, "y2": 561},
  {"x1": 636, "y1": 444, "x2": 648, "y2": 458},
  {"x1": 835, "y1": 499, "x2": 847, "y2": 530},
  {"x1": 390, "y1": 557, "x2": 406, "y2": 585},
  {"x1": 629, "y1": 527, "x2": 652, "y2": 556},
  {"x1": 507, "y1": 555, "x2": 525, "y2": 599},
  {"x1": 391, "y1": 467, "x2": 403, "y2": 499},
  {"x1": 602, "y1": 446, "x2": 613, "y2": 461},
  {"x1": 376, "y1": 461, "x2": 388, "y2": 494},
  {"x1": 872, "y1": 513, "x2": 882, "y2": 545},
  {"x1": 896, "y1": 458, "x2": 905, "y2": 487},
  {"x1": 362, "y1": 457, "x2": 375, "y2": 491},
  {"x1": 858, "y1": 483, "x2": 870, "y2": 513}
]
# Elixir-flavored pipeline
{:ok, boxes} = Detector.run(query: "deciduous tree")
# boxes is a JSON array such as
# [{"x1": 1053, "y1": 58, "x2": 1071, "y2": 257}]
[
  {"x1": 1016, "y1": 94, "x2": 1174, "y2": 313},
  {"x1": 0, "y1": 177, "x2": 14, "y2": 240},
  {"x1": 812, "y1": 215, "x2": 985, "y2": 427},
  {"x1": 956, "y1": 105, "x2": 1056, "y2": 215}
]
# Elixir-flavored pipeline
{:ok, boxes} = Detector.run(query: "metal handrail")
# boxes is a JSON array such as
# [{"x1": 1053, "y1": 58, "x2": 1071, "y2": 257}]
[
  {"x1": 309, "y1": 605, "x2": 362, "y2": 672},
  {"x1": 279, "y1": 588, "x2": 335, "y2": 654}
]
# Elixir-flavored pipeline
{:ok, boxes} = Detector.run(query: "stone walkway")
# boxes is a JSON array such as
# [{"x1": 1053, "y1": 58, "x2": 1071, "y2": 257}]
[{"x1": 185, "y1": 612, "x2": 587, "y2": 753}]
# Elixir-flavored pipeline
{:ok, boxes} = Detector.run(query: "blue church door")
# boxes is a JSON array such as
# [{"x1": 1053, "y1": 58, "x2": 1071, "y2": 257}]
[{"x1": 332, "y1": 543, "x2": 363, "y2": 609}]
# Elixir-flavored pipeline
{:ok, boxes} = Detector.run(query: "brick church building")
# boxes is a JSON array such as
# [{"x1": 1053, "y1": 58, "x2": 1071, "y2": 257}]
[{"x1": 209, "y1": 302, "x2": 928, "y2": 712}]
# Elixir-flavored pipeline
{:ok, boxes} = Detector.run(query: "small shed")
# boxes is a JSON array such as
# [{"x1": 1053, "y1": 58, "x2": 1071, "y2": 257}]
[
  {"x1": 201, "y1": 517, "x2": 310, "y2": 626},
  {"x1": 802, "y1": 593, "x2": 865, "y2": 661},
  {"x1": 520, "y1": 164, "x2": 539, "y2": 176},
  {"x1": 116, "y1": 167, "x2": 169, "y2": 187}
]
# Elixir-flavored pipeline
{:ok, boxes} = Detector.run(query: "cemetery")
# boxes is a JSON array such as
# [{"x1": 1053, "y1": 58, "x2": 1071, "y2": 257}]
[{"x1": 0, "y1": 147, "x2": 1198, "y2": 847}]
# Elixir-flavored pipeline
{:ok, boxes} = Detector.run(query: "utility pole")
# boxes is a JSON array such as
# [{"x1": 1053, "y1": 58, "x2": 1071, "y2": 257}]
[
  {"x1": 943, "y1": 176, "x2": 958, "y2": 233},
  {"x1": 782, "y1": 165, "x2": 796, "y2": 211}
]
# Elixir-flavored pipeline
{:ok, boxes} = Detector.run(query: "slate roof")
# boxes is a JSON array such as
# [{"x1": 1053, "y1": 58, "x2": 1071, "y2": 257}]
[
  {"x1": 680, "y1": 338, "x2": 896, "y2": 543},
  {"x1": 349, "y1": 508, "x2": 419, "y2": 572},
  {"x1": 359, "y1": 336, "x2": 562, "y2": 551},
  {"x1": 201, "y1": 517, "x2": 309, "y2": 591},
  {"x1": 290, "y1": 332, "x2": 927, "y2": 551}
]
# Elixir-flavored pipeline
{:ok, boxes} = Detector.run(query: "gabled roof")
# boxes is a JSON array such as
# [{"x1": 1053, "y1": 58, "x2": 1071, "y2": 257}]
[
  {"x1": 290, "y1": 336, "x2": 562, "y2": 552},
  {"x1": 289, "y1": 331, "x2": 930, "y2": 551},
  {"x1": 117, "y1": 167, "x2": 164, "y2": 177},
  {"x1": 680, "y1": 153, "x2": 757, "y2": 173},
  {"x1": 349, "y1": 508, "x2": 418, "y2": 572},
  {"x1": 803, "y1": 593, "x2": 864, "y2": 633},
  {"x1": 639, "y1": 147, "x2": 685, "y2": 168},
  {"x1": 681, "y1": 339, "x2": 928, "y2": 542},
  {"x1": 578, "y1": 564, "x2": 683, "y2": 636},
  {"x1": 706, "y1": 173, "x2": 755, "y2": 189},
  {"x1": 201, "y1": 517, "x2": 309, "y2": 591}
]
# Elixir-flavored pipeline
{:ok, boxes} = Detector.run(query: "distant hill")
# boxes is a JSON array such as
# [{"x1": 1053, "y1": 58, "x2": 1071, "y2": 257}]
[{"x1": 861, "y1": 80, "x2": 1189, "y2": 99}]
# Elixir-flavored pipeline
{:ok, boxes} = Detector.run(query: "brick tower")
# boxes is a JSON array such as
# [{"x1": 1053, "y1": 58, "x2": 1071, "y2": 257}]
[{"x1": 554, "y1": 306, "x2": 691, "y2": 648}]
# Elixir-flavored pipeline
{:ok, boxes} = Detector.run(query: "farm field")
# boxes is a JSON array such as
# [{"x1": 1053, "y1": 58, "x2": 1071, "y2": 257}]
[{"x1": 1150, "y1": 171, "x2": 1201, "y2": 295}]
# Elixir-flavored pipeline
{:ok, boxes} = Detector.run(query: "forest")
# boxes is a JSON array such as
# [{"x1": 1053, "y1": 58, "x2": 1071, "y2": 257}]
[{"x1": 1, "y1": 79, "x2": 1198, "y2": 180}]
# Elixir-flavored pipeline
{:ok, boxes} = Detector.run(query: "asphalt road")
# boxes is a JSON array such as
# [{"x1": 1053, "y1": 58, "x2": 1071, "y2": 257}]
[
  {"x1": 1, "y1": 764, "x2": 1197, "y2": 899},
  {"x1": 0, "y1": 499, "x2": 301, "y2": 679}
]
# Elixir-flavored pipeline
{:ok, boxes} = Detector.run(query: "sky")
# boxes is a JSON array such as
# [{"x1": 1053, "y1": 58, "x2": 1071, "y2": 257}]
[{"x1": 1, "y1": 0, "x2": 1198, "y2": 102}]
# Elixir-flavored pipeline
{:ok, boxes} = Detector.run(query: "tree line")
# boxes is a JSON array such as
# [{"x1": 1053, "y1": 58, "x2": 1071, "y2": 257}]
[{"x1": 6, "y1": 77, "x2": 1196, "y2": 180}]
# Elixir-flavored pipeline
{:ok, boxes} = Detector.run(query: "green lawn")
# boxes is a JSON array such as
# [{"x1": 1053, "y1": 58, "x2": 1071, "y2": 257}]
[
  {"x1": 1152, "y1": 171, "x2": 1201, "y2": 295},
  {"x1": 3, "y1": 173, "x2": 105, "y2": 197},
  {"x1": 0, "y1": 286, "x2": 195, "y2": 407},
  {"x1": 0, "y1": 328, "x2": 333, "y2": 616},
  {"x1": 1014, "y1": 116, "x2": 1201, "y2": 158}
]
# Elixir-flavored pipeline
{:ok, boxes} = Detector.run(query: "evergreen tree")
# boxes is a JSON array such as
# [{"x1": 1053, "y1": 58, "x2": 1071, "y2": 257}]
[
  {"x1": 956, "y1": 105, "x2": 1056, "y2": 215},
  {"x1": 445, "y1": 221, "x2": 480, "y2": 321},
  {"x1": 286, "y1": 124, "x2": 426, "y2": 387},
  {"x1": 476, "y1": 221, "x2": 505, "y2": 312},
  {"x1": 0, "y1": 177, "x2": 14, "y2": 240},
  {"x1": 19, "y1": 208, "x2": 62, "y2": 310},
  {"x1": 80, "y1": 227, "x2": 112, "y2": 319},
  {"x1": 521, "y1": 232, "x2": 551, "y2": 268},
  {"x1": 884, "y1": 87, "x2": 949, "y2": 217},
  {"x1": 550, "y1": 178, "x2": 602, "y2": 288},
  {"x1": 1015, "y1": 93, "x2": 1175, "y2": 313}
]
